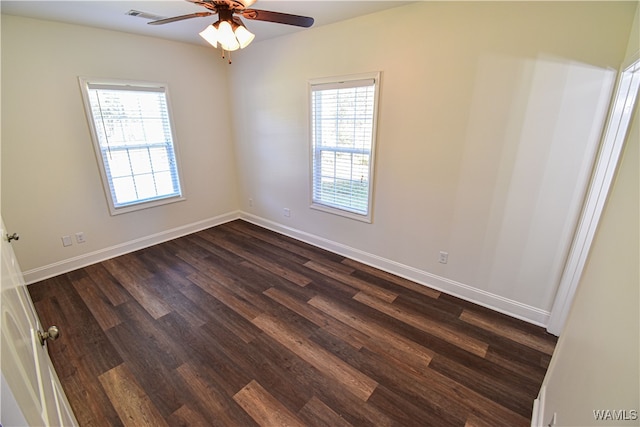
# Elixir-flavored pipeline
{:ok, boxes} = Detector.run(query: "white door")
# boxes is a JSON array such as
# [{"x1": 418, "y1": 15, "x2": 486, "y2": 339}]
[{"x1": 0, "y1": 218, "x2": 78, "y2": 426}]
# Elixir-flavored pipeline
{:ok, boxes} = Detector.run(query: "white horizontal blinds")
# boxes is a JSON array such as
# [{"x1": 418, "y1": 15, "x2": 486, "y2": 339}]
[
  {"x1": 311, "y1": 78, "x2": 376, "y2": 215},
  {"x1": 86, "y1": 83, "x2": 182, "y2": 208}
]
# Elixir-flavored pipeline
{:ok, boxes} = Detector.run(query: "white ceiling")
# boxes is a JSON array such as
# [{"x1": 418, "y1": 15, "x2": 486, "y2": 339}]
[{"x1": 1, "y1": 1, "x2": 413, "y2": 47}]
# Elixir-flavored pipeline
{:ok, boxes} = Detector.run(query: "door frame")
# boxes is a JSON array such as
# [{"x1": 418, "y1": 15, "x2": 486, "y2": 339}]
[{"x1": 547, "y1": 56, "x2": 640, "y2": 336}]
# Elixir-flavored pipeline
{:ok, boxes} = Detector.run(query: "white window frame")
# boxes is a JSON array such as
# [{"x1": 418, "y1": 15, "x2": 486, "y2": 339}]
[
  {"x1": 309, "y1": 72, "x2": 381, "y2": 223},
  {"x1": 79, "y1": 77, "x2": 185, "y2": 215}
]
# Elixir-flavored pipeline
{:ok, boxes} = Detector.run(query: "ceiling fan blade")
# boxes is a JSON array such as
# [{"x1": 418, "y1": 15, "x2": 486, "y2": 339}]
[
  {"x1": 148, "y1": 11, "x2": 213, "y2": 25},
  {"x1": 241, "y1": 9, "x2": 314, "y2": 28}
]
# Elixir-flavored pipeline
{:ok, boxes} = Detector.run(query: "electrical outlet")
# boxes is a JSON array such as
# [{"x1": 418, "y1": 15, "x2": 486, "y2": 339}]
[
  {"x1": 283, "y1": 208, "x2": 291, "y2": 217},
  {"x1": 61, "y1": 236, "x2": 72, "y2": 247},
  {"x1": 249, "y1": 198, "x2": 253, "y2": 207},
  {"x1": 439, "y1": 251, "x2": 449, "y2": 264},
  {"x1": 75, "y1": 232, "x2": 86, "y2": 244}
]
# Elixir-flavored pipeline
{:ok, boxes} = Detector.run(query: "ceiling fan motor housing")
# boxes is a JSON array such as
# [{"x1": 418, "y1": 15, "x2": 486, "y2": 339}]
[{"x1": 201, "y1": 0, "x2": 256, "y2": 11}]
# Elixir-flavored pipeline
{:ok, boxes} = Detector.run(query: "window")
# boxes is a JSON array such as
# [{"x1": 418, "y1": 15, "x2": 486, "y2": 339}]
[
  {"x1": 79, "y1": 78, "x2": 184, "y2": 215},
  {"x1": 310, "y1": 72, "x2": 380, "y2": 222}
]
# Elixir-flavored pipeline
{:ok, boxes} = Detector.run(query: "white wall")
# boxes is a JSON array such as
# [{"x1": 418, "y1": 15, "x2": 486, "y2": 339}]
[
  {"x1": 537, "y1": 6, "x2": 640, "y2": 425},
  {"x1": 229, "y1": 1, "x2": 635, "y2": 324},
  {"x1": 1, "y1": 15, "x2": 239, "y2": 278}
]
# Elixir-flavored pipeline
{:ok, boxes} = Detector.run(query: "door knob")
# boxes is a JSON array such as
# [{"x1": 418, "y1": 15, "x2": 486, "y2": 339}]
[
  {"x1": 38, "y1": 326, "x2": 60, "y2": 346},
  {"x1": 6, "y1": 233, "x2": 19, "y2": 243}
]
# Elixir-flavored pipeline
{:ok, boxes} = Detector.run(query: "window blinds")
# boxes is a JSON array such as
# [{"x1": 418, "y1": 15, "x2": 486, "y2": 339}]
[
  {"x1": 83, "y1": 81, "x2": 182, "y2": 212},
  {"x1": 311, "y1": 77, "x2": 377, "y2": 217}
]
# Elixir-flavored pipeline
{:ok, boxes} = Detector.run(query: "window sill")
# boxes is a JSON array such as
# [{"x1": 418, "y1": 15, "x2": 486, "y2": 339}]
[
  {"x1": 109, "y1": 195, "x2": 186, "y2": 216},
  {"x1": 310, "y1": 202, "x2": 372, "y2": 223}
]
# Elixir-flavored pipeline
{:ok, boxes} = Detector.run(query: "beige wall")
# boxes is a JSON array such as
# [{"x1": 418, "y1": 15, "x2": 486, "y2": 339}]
[
  {"x1": 1, "y1": 15, "x2": 239, "y2": 275},
  {"x1": 539, "y1": 5, "x2": 640, "y2": 425},
  {"x1": 229, "y1": 1, "x2": 635, "y2": 323}
]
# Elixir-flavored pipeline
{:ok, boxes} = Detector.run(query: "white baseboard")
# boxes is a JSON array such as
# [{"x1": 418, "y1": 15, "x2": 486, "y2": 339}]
[
  {"x1": 22, "y1": 211, "x2": 241, "y2": 284},
  {"x1": 240, "y1": 212, "x2": 551, "y2": 327},
  {"x1": 531, "y1": 385, "x2": 547, "y2": 427}
]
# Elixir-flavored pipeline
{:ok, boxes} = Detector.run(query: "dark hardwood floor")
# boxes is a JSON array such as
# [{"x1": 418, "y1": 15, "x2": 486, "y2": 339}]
[{"x1": 28, "y1": 220, "x2": 557, "y2": 427}]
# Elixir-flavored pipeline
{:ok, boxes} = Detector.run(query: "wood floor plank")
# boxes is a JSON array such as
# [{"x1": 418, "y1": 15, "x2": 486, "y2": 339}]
[
  {"x1": 309, "y1": 330, "x2": 466, "y2": 427},
  {"x1": 137, "y1": 245, "x2": 197, "y2": 289},
  {"x1": 61, "y1": 372, "x2": 125, "y2": 427},
  {"x1": 30, "y1": 220, "x2": 556, "y2": 427},
  {"x1": 102, "y1": 258, "x2": 173, "y2": 319},
  {"x1": 465, "y1": 413, "x2": 502, "y2": 427},
  {"x1": 106, "y1": 304, "x2": 193, "y2": 418},
  {"x1": 224, "y1": 220, "x2": 347, "y2": 267},
  {"x1": 233, "y1": 380, "x2": 307, "y2": 427},
  {"x1": 176, "y1": 363, "x2": 258, "y2": 427},
  {"x1": 263, "y1": 286, "x2": 370, "y2": 350},
  {"x1": 187, "y1": 272, "x2": 262, "y2": 321},
  {"x1": 304, "y1": 260, "x2": 398, "y2": 303},
  {"x1": 393, "y1": 290, "x2": 464, "y2": 322},
  {"x1": 244, "y1": 330, "x2": 396, "y2": 427},
  {"x1": 99, "y1": 364, "x2": 169, "y2": 427},
  {"x1": 199, "y1": 229, "x2": 313, "y2": 287},
  {"x1": 342, "y1": 257, "x2": 441, "y2": 299},
  {"x1": 163, "y1": 235, "x2": 212, "y2": 259},
  {"x1": 108, "y1": 301, "x2": 185, "y2": 372},
  {"x1": 83, "y1": 264, "x2": 131, "y2": 306},
  {"x1": 236, "y1": 258, "x2": 316, "y2": 295},
  {"x1": 191, "y1": 258, "x2": 274, "y2": 306},
  {"x1": 354, "y1": 291, "x2": 489, "y2": 358},
  {"x1": 178, "y1": 283, "x2": 261, "y2": 344},
  {"x1": 251, "y1": 313, "x2": 379, "y2": 402},
  {"x1": 348, "y1": 348, "x2": 469, "y2": 427},
  {"x1": 460, "y1": 309, "x2": 556, "y2": 355},
  {"x1": 71, "y1": 276, "x2": 122, "y2": 331},
  {"x1": 308, "y1": 294, "x2": 435, "y2": 376},
  {"x1": 367, "y1": 384, "x2": 464, "y2": 427},
  {"x1": 297, "y1": 396, "x2": 354, "y2": 427},
  {"x1": 174, "y1": 249, "x2": 228, "y2": 281},
  {"x1": 174, "y1": 324, "x2": 254, "y2": 399},
  {"x1": 166, "y1": 404, "x2": 211, "y2": 427},
  {"x1": 188, "y1": 232, "x2": 247, "y2": 264},
  {"x1": 419, "y1": 367, "x2": 531, "y2": 427},
  {"x1": 145, "y1": 277, "x2": 211, "y2": 329},
  {"x1": 429, "y1": 353, "x2": 536, "y2": 418},
  {"x1": 484, "y1": 350, "x2": 547, "y2": 384},
  {"x1": 221, "y1": 226, "x2": 312, "y2": 267},
  {"x1": 198, "y1": 312, "x2": 314, "y2": 413}
]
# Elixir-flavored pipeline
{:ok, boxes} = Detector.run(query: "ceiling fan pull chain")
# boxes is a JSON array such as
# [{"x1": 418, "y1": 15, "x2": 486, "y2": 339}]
[{"x1": 221, "y1": 48, "x2": 232, "y2": 64}]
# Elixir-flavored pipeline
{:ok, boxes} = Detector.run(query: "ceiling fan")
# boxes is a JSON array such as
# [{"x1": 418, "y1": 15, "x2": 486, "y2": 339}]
[{"x1": 148, "y1": 0, "x2": 314, "y2": 60}]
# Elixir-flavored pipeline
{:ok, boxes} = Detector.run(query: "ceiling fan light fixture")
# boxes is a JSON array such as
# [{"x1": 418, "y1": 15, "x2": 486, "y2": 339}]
[
  {"x1": 148, "y1": 1, "x2": 315, "y2": 61},
  {"x1": 199, "y1": 24, "x2": 218, "y2": 48}
]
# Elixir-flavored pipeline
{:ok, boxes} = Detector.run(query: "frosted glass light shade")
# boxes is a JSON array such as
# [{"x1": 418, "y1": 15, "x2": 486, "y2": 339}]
[
  {"x1": 234, "y1": 25, "x2": 255, "y2": 49},
  {"x1": 199, "y1": 25, "x2": 218, "y2": 48},
  {"x1": 217, "y1": 21, "x2": 240, "y2": 51}
]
